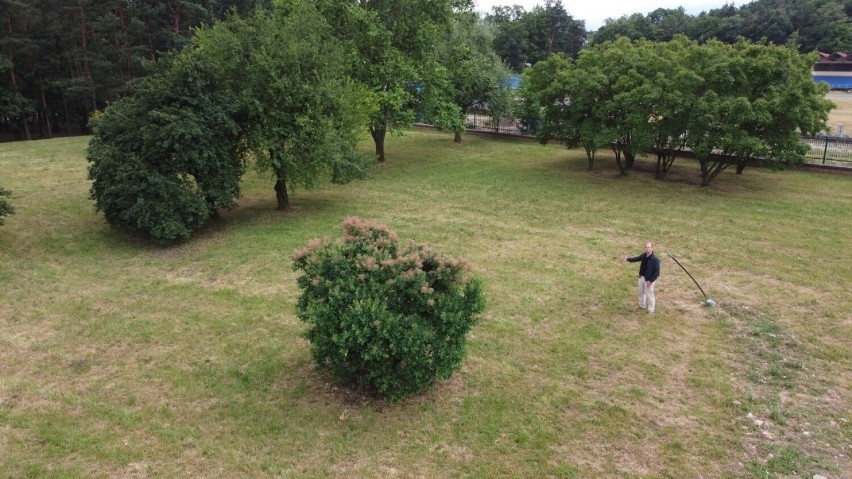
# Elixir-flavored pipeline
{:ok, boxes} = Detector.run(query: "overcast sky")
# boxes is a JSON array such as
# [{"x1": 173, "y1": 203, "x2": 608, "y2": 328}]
[{"x1": 474, "y1": 1, "x2": 755, "y2": 31}]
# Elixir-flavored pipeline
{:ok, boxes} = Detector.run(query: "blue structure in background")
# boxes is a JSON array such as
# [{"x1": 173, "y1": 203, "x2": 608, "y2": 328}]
[
  {"x1": 813, "y1": 52, "x2": 852, "y2": 90},
  {"x1": 504, "y1": 74, "x2": 521, "y2": 90},
  {"x1": 813, "y1": 75, "x2": 852, "y2": 90}
]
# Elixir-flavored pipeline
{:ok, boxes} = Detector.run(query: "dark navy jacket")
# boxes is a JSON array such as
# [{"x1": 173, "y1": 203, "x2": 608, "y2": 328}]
[{"x1": 628, "y1": 253, "x2": 660, "y2": 282}]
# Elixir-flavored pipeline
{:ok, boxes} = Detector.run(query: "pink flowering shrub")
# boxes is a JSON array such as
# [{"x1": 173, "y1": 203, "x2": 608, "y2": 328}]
[{"x1": 293, "y1": 217, "x2": 485, "y2": 401}]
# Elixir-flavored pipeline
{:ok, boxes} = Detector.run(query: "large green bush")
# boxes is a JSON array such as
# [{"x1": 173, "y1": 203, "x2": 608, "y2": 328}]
[
  {"x1": 0, "y1": 187, "x2": 14, "y2": 225},
  {"x1": 87, "y1": 53, "x2": 244, "y2": 243},
  {"x1": 293, "y1": 217, "x2": 485, "y2": 401}
]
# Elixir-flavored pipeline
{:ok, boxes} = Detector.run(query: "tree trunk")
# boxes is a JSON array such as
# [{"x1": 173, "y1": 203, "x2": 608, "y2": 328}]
[
  {"x1": 6, "y1": 13, "x2": 30, "y2": 140},
  {"x1": 583, "y1": 144, "x2": 595, "y2": 170},
  {"x1": 274, "y1": 179, "x2": 290, "y2": 211},
  {"x1": 76, "y1": 1, "x2": 97, "y2": 115},
  {"x1": 19, "y1": 116, "x2": 31, "y2": 141},
  {"x1": 40, "y1": 81, "x2": 52, "y2": 139},
  {"x1": 454, "y1": 130, "x2": 462, "y2": 143},
  {"x1": 700, "y1": 162, "x2": 712, "y2": 186},
  {"x1": 167, "y1": 1, "x2": 182, "y2": 34},
  {"x1": 36, "y1": 111, "x2": 44, "y2": 138},
  {"x1": 62, "y1": 93, "x2": 71, "y2": 135},
  {"x1": 655, "y1": 151, "x2": 675, "y2": 179},
  {"x1": 700, "y1": 160, "x2": 729, "y2": 186},
  {"x1": 612, "y1": 145, "x2": 626, "y2": 175},
  {"x1": 371, "y1": 127, "x2": 386, "y2": 163}
]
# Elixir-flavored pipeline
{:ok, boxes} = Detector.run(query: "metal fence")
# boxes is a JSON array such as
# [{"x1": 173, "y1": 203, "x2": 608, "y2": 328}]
[
  {"x1": 462, "y1": 115, "x2": 851, "y2": 169},
  {"x1": 801, "y1": 135, "x2": 852, "y2": 167},
  {"x1": 464, "y1": 112, "x2": 536, "y2": 136}
]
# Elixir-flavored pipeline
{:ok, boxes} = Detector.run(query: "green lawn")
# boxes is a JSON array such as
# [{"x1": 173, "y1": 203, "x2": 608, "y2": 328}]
[{"x1": 1, "y1": 130, "x2": 849, "y2": 478}]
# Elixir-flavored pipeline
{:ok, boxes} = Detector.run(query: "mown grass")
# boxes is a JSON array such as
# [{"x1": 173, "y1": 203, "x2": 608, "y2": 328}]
[
  {"x1": 1, "y1": 130, "x2": 850, "y2": 478},
  {"x1": 826, "y1": 91, "x2": 852, "y2": 133}
]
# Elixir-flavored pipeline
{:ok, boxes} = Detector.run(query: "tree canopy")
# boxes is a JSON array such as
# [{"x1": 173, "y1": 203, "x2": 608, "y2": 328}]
[
  {"x1": 591, "y1": 0, "x2": 852, "y2": 53},
  {"x1": 315, "y1": 0, "x2": 469, "y2": 162},
  {"x1": 434, "y1": 11, "x2": 514, "y2": 142},
  {"x1": 521, "y1": 36, "x2": 833, "y2": 185},
  {"x1": 0, "y1": 0, "x2": 272, "y2": 141},
  {"x1": 190, "y1": 2, "x2": 372, "y2": 209},
  {"x1": 485, "y1": 0, "x2": 586, "y2": 72},
  {"x1": 87, "y1": 2, "x2": 371, "y2": 243}
]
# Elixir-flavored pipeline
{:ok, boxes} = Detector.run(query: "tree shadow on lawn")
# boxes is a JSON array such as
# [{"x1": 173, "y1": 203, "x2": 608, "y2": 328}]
[
  {"x1": 214, "y1": 194, "x2": 349, "y2": 229},
  {"x1": 95, "y1": 189, "x2": 359, "y2": 256},
  {"x1": 534, "y1": 149, "x2": 788, "y2": 195}
]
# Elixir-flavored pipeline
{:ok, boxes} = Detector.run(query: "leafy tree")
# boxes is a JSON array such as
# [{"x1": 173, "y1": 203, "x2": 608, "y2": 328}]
[
  {"x1": 788, "y1": 0, "x2": 852, "y2": 52},
  {"x1": 192, "y1": 3, "x2": 372, "y2": 209},
  {"x1": 317, "y1": 0, "x2": 467, "y2": 163},
  {"x1": 522, "y1": 37, "x2": 833, "y2": 186},
  {"x1": 695, "y1": 3, "x2": 744, "y2": 44},
  {"x1": 521, "y1": 53, "x2": 610, "y2": 170},
  {"x1": 689, "y1": 39, "x2": 833, "y2": 185},
  {"x1": 607, "y1": 37, "x2": 706, "y2": 178},
  {"x1": 527, "y1": 1, "x2": 586, "y2": 60},
  {"x1": 591, "y1": 13, "x2": 656, "y2": 46},
  {"x1": 436, "y1": 12, "x2": 512, "y2": 142},
  {"x1": 88, "y1": 2, "x2": 371, "y2": 242},
  {"x1": 488, "y1": 5, "x2": 533, "y2": 71},
  {"x1": 487, "y1": 1, "x2": 585, "y2": 72},
  {"x1": 576, "y1": 37, "x2": 648, "y2": 174},
  {"x1": 293, "y1": 217, "x2": 485, "y2": 402},
  {"x1": 523, "y1": 38, "x2": 655, "y2": 173},
  {"x1": 0, "y1": 186, "x2": 14, "y2": 225},
  {"x1": 647, "y1": 7, "x2": 693, "y2": 42},
  {"x1": 485, "y1": 75, "x2": 519, "y2": 134},
  {"x1": 593, "y1": 8, "x2": 697, "y2": 45},
  {"x1": 740, "y1": 0, "x2": 794, "y2": 44}
]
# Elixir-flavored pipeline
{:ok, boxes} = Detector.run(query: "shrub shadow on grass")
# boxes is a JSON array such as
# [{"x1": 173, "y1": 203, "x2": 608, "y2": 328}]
[{"x1": 192, "y1": 348, "x2": 404, "y2": 424}]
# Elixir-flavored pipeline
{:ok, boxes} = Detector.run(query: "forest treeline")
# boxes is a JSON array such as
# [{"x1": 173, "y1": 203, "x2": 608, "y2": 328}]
[
  {"x1": 2, "y1": 0, "x2": 850, "y2": 141},
  {"x1": 488, "y1": 0, "x2": 852, "y2": 72},
  {"x1": 589, "y1": 0, "x2": 852, "y2": 53},
  {"x1": 0, "y1": 0, "x2": 270, "y2": 140}
]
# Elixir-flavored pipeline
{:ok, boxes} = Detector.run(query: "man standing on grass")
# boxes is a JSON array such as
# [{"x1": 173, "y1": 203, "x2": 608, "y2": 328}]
[{"x1": 622, "y1": 242, "x2": 660, "y2": 313}]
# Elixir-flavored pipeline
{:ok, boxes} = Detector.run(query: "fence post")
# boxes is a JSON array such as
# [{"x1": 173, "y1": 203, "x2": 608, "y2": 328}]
[{"x1": 823, "y1": 138, "x2": 829, "y2": 164}]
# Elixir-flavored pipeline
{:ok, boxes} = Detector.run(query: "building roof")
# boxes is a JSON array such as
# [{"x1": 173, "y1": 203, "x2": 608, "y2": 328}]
[{"x1": 817, "y1": 52, "x2": 852, "y2": 63}]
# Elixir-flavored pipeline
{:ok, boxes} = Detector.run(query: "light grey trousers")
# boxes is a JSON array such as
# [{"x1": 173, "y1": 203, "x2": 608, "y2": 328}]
[{"x1": 638, "y1": 276, "x2": 656, "y2": 313}]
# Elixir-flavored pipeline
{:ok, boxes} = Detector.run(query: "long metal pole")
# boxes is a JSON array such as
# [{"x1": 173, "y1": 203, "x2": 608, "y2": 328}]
[{"x1": 667, "y1": 253, "x2": 708, "y2": 299}]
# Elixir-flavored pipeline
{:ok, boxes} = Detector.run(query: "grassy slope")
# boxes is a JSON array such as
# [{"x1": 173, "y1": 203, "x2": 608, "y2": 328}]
[{"x1": 0, "y1": 131, "x2": 849, "y2": 478}]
